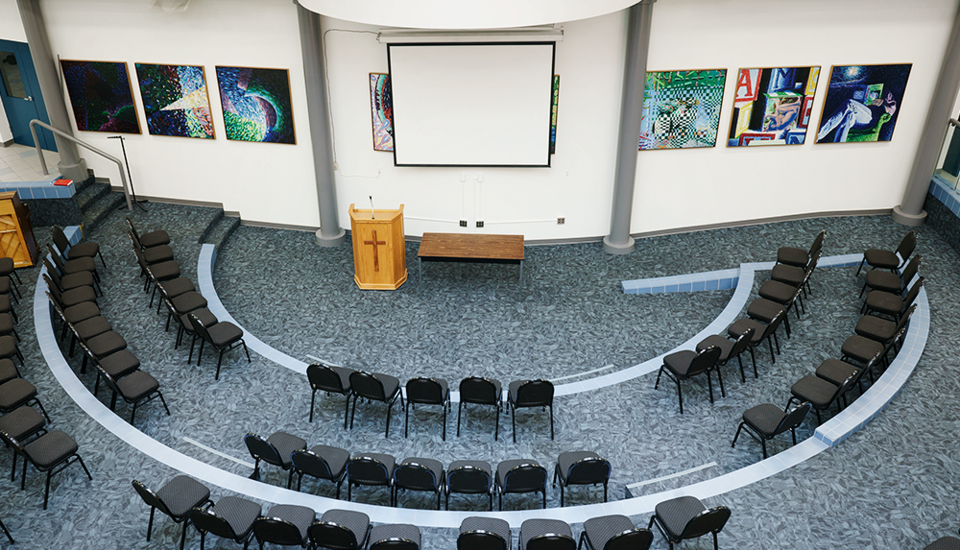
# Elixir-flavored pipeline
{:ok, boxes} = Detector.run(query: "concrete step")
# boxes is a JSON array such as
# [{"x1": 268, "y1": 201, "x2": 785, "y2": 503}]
[{"x1": 200, "y1": 214, "x2": 241, "y2": 250}]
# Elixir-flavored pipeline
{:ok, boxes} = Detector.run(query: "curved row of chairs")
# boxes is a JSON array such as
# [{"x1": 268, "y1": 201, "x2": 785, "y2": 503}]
[
  {"x1": 135, "y1": 472, "x2": 731, "y2": 550},
  {"x1": 243, "y1": 430, "x2": 611, "y2": 510},
  {"x1": 126, "y1": 218, "x2": 250, "y2": 379},
  {"x1": 45, "y1": 237, "x2": 170, "y2": 425},
  {"x1": 307, "y1": 363, "x2": 555, "y2": 442}
]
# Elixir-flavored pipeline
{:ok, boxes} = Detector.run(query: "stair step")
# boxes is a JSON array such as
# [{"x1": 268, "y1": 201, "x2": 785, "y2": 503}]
[
  {"x1": 81, "y1": 191, "x2": 125, "y2": 231},
  {"x1": 74, "y1": 180, "x2": 111, "y2": 212},
  {"x1": 201, "y1": 215, "x2": 241, "y2": 250}
]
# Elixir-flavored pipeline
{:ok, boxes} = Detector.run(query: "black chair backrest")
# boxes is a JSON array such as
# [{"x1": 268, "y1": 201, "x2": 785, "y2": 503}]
[
  {"x1": 254, "y1": 517, "x2": 304, "y2": 546},
  {"x1": 93, "y1": 362, "x2": 124, "y2": 397},
  {"x1": 406, "y1": 378, "x2": 444, "y2": 405},
  {"x1": 899, "y1": 254, "x2": 921, "y2": 288},
  {"x1": 307, "y1": 363, "x2": 349, "y2": 393},
  {"x1": 894, "y1": 304, "x2": 918, "y2": 335},
  {"x1": 132, "y1": 480, "x2": 173, "y2": 517},
  {"x1": 188, "y1": 313, "x2": 216, "y2": 345},
  {"x1": 727, "y1": 328, "x2": 754, "y2": 361},
  {"x1": 806, "y1": 249, "x2": 823, "y2": 272},
  {"x1": 527, "y1": 534, "x2": 576, "y2": 550},
  {"x1": 902, "y1": 277, "x2": 924, "y2": 311},
  {"x1": 459, "y1": 377, "x2": 499, "y2": 405},
  {"x1": 774, "y1": 402, "x2": 812, "y2": 436},
  {"x1": 308, "y1": 520, "x2": 361, "y2": 550},
  {"x1": 41, "y1": 274, "x2": 63, "y2": 305},
  {"x1": 564, "y1": 456, "x2": 611, "y2": 485},
  {"x1": 503, "y1": 463, "x2": 547, "y2": 493},
  {"x1": 128, "y1": 234, "x2": 150, "y2": 271},
  {"x1": 458, "y1": 530, "x2": 507, "y2": 550},
  {"x1": 42, "y1": 257, "x2": 61, "y2": 279},
  {"x1": 514, "y1": 380, "x2": 553, "y2": 407},
  {"x1": 42, "y1": 260, "x2": 64, "y2": 289},
  {"x1": 686, "y1": 346, "x2": 722, "y2": 377},
  {"x1": 45, "y1": 292, "x2": 67, "y2": 321},
  {"x1": 394, "y1": 462, "x2": 438, "y2": 492},
  {"x1": 126, "y1": 218, "x2": 145, "y2": 249},
  {"x1": 447, "y1": 464, "x2": 492, "y2": 494},
  {"x1": 603, "y1": 529, "x2": 653, "y2": 550},
  {"x1": 45, "y1": 244, "x2": 68, "y2": 272},
  {"x1": 679, "y1": 506, "x2": 731, "y2": 540},
  {"x1": 809, "y1": 230, "x2": 826, "y2": 256},
  {"x1": 762, "y1": 310, "x2": 786, "y2": 339},
  {"x1": 51, "y1": 225, "x2": 71, "y2": 256},
  {"x1": 370, "y1": 538, "x2": 419, "y2": 550},
  {"x1": 896, "y1": 230, "x2": 919, "y2": 261},
  {"x1": 291, "y1": 450, "x2": 335, "y2": 480},
  {"x1": 350, "y1": 371, "x2": 387, "y2": 401},
  {"x1": 347, "y1": 456, "x2": 391, "y2": 485},
  {"x1": 884, "y1": 325, "x2": 910, "y2": 356},
  {"x1": 190, "y1": 506, "x2": 239, "y2": 540},
  {"x1": 244, "y1": 434, "x2": 284, "y2": 467}
]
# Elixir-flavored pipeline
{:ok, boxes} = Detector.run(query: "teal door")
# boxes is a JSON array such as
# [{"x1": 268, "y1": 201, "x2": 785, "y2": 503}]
[{"x1": 0, "y1": 39, "x2": 56, "y2": 151}]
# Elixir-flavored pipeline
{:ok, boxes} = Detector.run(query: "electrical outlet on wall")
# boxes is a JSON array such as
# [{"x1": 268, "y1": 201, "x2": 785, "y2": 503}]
[
  {"x1": 557, "y1": 217, "x2": 565, "y2": 225},
  {"x1": 460, "y1": 220, "x2": 467, "y2": 227},
  {"x1": 476, "y1": 220, "x2": 484, "y2": 228}
]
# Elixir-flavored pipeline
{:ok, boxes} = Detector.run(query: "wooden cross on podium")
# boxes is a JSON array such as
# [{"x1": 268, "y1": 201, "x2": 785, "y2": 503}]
[{"x1": 364, "y1": 230, "x2": 386, "y2": 272}]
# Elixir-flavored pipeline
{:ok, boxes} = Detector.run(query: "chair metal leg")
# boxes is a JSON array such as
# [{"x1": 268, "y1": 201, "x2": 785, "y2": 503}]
[
  {"x1": 716, "y1": 367, "x2": 725, "y2": 398},
  {"x1": 731, "y1": 422, "x2": 744, "y2": 448},
  {"x1": 549, "y1": 404, "x2": 554, "y2": 440},
  {"x1": 494, "y1": 403, "x2": 500, "y2": 441},
  {"x1": 0, "y1": 516, "x2": 13, "y2": 544},
  {"x1": 309, "y1": 390, "x2": 316, "y2": 423},
  {"x1": 43, "y1": 470, "x2": 51, "y2": 509},
  {"x1": 457, "y1": 402, "x2": 462, "y2": 436},
  {"x1": 676, "y1": 378, "x2": 683, "y2": 414},
  {"x1": 404, "y1": 402, "x2": 410, "y2": 438},
  {"x1": 147, "y1": 507, "x2": 156, "y2": 541},
  {"x1": 385, "y1": 400, "x2": 393, "y2": 438},
  {"x1": 511, "y1": 404, "x2": 517, "y2": 442},
  {"x1": 705, "y1": 371, "x2": 714, "y2": 404}
]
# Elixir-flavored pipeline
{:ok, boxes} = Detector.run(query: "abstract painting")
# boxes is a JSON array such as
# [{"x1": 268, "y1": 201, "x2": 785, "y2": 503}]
[
  {"x1": 550, "y1": 74, "x2": 560, "y2": 154},
  {"x1": 216, "y1": 66, "x2": 295, "y2": 144},
  {"x1": 727, "y1": 66, "x2": 820, "y2": 147},
  {"x1": 369, "y1": 73, "x2": 393, "y2": 151},
  {"x1": 59, "y1": 60, "x2": 141, "y2": 134},
  {"x1": 639, "y1": 69, "x2": 726, "y2": 150},
  {"x1": 816, "y1": 63, "x2": 912, "y2": 144},
  {"x1": 135, "y1": 63, "x2": 214, "y2": 139}
]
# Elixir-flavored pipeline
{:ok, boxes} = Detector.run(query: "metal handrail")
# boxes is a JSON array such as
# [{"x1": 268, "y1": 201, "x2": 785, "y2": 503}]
[
  {"x1": 950, "y1": 118, "x2": 960, "y2": 129},
  {"x1": 28, "y1": 119, "x2": 132, "y2": 211}
]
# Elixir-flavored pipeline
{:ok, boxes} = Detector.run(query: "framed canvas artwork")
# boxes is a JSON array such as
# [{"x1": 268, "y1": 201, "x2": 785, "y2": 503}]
[
  {"x1": 727, "y1": 66, "x2": 820, "y2": 147},
  {"x1": 815, "y1": 63, "x2": 912, "y2": 144},
  {"x1": 215, "y1": 66, "x2": 295, "y2": 144},
  {"x1": 551, "y1": 74, "x2": 559, "y2": 154},
  {"x1": 639, "y1": 69, "x2": 727, "y2": 150},
  {"x1": 59, "y1": 60, "x2": 141, "y2": 134},
  {"x1": 369, "y1": 73, "x2": 394, "y2": 152},
  {"x1": 135, "y1": 63, "x2": 214, "y2": 139}
]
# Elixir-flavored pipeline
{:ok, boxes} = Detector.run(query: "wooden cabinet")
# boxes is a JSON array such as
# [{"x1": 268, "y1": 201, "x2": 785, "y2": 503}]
[
  {"x1": 349, "y1": 204, "x2": 407, "y2": 290},
  {"x1": 0, "y1": 191, "x2": 38, "y2": 268}
]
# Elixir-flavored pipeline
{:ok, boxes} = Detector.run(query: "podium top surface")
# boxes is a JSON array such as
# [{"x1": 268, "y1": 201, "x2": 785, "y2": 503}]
[
  {"x1": 418, "y1": 232, "x2": 524, "y2": 260},
  {"x1": 349, "y1": 204, "x2": 404, "y2": 222}
]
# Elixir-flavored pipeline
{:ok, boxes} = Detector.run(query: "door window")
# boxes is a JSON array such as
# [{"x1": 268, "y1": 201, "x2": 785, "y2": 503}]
[{"x1": 0, "y1": 51, "x2": 27, "y2": 99}]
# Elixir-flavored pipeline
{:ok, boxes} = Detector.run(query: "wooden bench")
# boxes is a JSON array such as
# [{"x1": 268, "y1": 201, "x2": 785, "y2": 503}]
[{"x1": 417, "y1": 232, "x2": 524, "y2": 285}]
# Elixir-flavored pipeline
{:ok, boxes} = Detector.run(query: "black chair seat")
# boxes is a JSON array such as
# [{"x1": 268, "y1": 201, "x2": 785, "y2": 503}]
[
  {"x1": 926, "y1": 536, "x2": 960, "y2": 550},
  {"x1": 581, "y1": 515, "x2": 651, "y2": 550},
  {"x1": 662, "y1": 350, "x2": 697, "y2": 376},
  {"x1": 0, "y1": 359, "x2": 17, "y2": 385},
  {"x1": 99, "y1": 350, "x2": 141, "y2": 378},
  {"x1": 258, "y1": 504, "x2": 315, "y2": 544},
  {"x1": 23, "y1": 430, "x2": 77, "y2": 469},
  {"x1": 208, "y1": 322, "x2": 243, "y2": 346},
  {"x1": 196, "y1": 495, "x2": 261, "y2": 543},
  {"x1": 0, "y1": 379, "x2": 36, "y2": 411},
  {"x1": 61, "y1": 256, "x2": 97, "y2": 275},
  {"x1": 180, "y1": 308, "x2": 217, "y2": 331},
  {"x1": 790, "y1": 375, "x2": 839, "y2": 408},
  {"x1": 727, "y1": 318, "x2": 765, "y2": 344},
  {"x1": 0, "y1": 405, "x2": 45, "y2": 441},
  {"x1": 460, "y1": 517, "x2": 510, "y2": 550},
  {"x1": 741, "y1": 403, "x2": 786, "y2": 434},
  {"x1": 144, "y1": 245, "x2": 175, "y2": 264},
  {"x1": 776, "y1": 247, "x2": 809, "y2": 267},
  {"x1": 63, "y1": 301, "x2": 101, "y2": 325},
  {"x1": 862, "y1": 248, "x2": 900, "y2": 269},
  {"x1": 117, "y1": 371, "x2": 161, "y2": 401},
  {"x1": 696, "y1": 335, "x2": 733, "y2": 361},
  {"x1": 310, "y1": 444, "x2": 350, "y2": 477},
  {"x1": 855, "y1": 315, "x2": 897, "y2": 342},
  {"x1": 770, "y1": 263, "x2": 805, "y2": 286},
  {"x1": 497, "y1": 459, "x2": 541, "y2": 484},
  {"x1": 841, "y1": 335, "x2": 883, "y2": 363},
  {"x1": 370, "y1": 523, "x2": 421, "y2": 550},
  {"x1": 156, "y1": 475, "x2": 212, "y2": 517},
  {"x1": 864, "y1": 269, "x2": 904, "y2": 293},
  {"x1": 74, "y1": 316, "x2": 112, "y2": 340},
  {"x1": 556, "y1": 450, "x2": 598, "y2": 476},
  {"x1": 149, "y1": 260, "x2": 181, "y2": 281},
  {"x1": 815, "y1": 359, "x2": 860, "y2": 387},
  {"x1": 59, "y1": 270, "x2": 97, "y2": 291},
  {"x1": 65, "y1": 241, "x2": 100, "y2": 261},
  {"x1": 267, "y1": 432, "x2": 307, "y2": 469},
  {"x1": 140, "y1": 229, "x2": 171, "y2": 248},
  {"x1": 159, "y1": 277, "x2": 196, "y2": 298},
  {"x1": 315, "y1": 508, "x2": 371, "y2": 549},
  {"x1": 172, "y1": 291, "x2": 207, "y2": 313},
  {"x1": 87, "y1": 331, "x2": 127, "y2": 357},
  {"x1": 0, "y1": 314, "x2": 14, "y2": 337},
  {"x1": 350, "y1": 453, "x2": 396, "y2": 481},
  {"x1": 0, "y1": 336, "x2": 17, "y2": 361},
  {"x1": 654, "y1": 495, "x2": 706, "y2": 538},
  {"x1": 758, "y1": 280, "x2": 795, "y2": 303},
  {"x1": 397, "y1": 456, "x2": 443, "y2": 482},
  {"x1": 520, "y1": 519, "x2": 573, "y2": 550}
]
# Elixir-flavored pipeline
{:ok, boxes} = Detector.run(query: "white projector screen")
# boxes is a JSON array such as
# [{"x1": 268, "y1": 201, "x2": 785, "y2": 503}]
[{"x1": 387, "y1": 43, "x2": 556, "y2": 167}]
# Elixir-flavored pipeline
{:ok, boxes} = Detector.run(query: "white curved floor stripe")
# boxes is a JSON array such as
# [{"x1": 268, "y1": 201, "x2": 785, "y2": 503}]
[{"x1": 37, "y1": 238, "x2": 927, "y2": 528}]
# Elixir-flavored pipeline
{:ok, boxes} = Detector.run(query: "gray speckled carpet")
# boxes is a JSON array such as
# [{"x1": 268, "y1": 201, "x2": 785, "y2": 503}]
[{"x1": 0, "y1": 204, "x2": 957, "y2": 550}]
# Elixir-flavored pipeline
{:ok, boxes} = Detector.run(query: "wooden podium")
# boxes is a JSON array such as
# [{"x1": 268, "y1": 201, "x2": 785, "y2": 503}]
[
  {"x1": 0, "y1": 191, "x2": 38, "y2": 268},
  {"x1": 349, "y1": 204, "x2": 407, "y2": 290}
]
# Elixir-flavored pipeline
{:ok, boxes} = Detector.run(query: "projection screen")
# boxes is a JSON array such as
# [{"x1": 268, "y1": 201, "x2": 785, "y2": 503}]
[{"x1": 387, "y1": 43, "x2": 556, "y2": 167}]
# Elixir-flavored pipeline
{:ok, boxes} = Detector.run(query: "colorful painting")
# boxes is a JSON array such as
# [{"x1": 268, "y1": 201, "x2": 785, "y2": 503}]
[
  {"x1": 135, "y1": 63, "x2": 214, "y2": 139},
  {"x1": 550, "y1": 74, "x2": 560, "y2": 154},
  {"x1": 639, "y1": 69, "x2": 726, "y2": 150},
  {"x1": 369, "y1": 73, "x2": 393, "y2": 152},
  {"x1": 816, "y1": 64, "x2": 912, "y2": 144},
  {"x1": 59, "y1": 60, "x2": 141, "y2": 134},
  {"x1": 727, "y1": 66, "x2": 820, "y2": 147},
  {"x1": 215, "y1": 66, "x2": 295, "y2": 144}
]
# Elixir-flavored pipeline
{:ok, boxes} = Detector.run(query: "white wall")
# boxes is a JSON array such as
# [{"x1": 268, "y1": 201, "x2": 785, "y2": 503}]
[
  {"x1": 20, "y1": 0, "x2": 960, "y2": 238},
  {"x1": 40, "y1": 0, "x2": 321, "y2": 226},
  {"x1": 0, "y1": 1, "x2": 26, "y2": 42}
]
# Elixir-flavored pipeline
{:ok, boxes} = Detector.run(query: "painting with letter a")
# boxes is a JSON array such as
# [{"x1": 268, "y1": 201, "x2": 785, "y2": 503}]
[
  {"x1": 815, "y1": 63, "x2": 912, "y2": 144},
  {"x1": 135, "y1": 63, "x2": 214, "y2": 139},
  {"x1": 60, "y1": 60, "x2": 141, "y2": 134},
  {"x1": 728, "y1": 66, "x2": 820, "y2": 147},
  {"x1": 369, "y1": 73, "x2": 394, "y2": 151},
  {"x1": 639, "y1": 69, "x2": 726, "y2": 150},
  {"x1": 216, "y1": 66, "x2": 295, "y2": 144}
]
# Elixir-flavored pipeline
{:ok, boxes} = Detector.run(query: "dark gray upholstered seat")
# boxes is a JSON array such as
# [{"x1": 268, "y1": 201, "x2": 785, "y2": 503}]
[
  {"x1": 776, "y1": 229, "x2": 824, "y2": 268},
  {"x1": 127, "y1": 218, "x2": 171, "y2": 249},
  {"x1": 189, "y1": 495, "x2": 261, "y2": 550},
  {"x1": 306, "y1": 363, "x2": 354, "y2": 425},
  {"x1": 86, "y1": 330, "x2": 127, "y2": 358},
  {"x1": 787, "y1": 375, "x2": 851, "y2": 425},
  {"x1": 858, "y1": 230, "x2": 918, "y2": 276},
  {"x1": 0, "y1": 334, "x2": 21, "y2": 365},
  {"x1": 405, "y1": 377, "x2": 450, "y2": 440},
  {"x1": 244, "y1": 431, "x2": 307, "y2": 489},
  {"x1": 11, "y1": 429, "x2": 92, "y2": 510},
  {"x1": 926, "y1": 536, "x2": 960, "y2": 550},
  {"x1": 72, "y1": 315, "x2": 112, "y2": 342},
  {"x1": 520, "y1": 519, "x2": 575, "y2": 550},
  {"x1": 292, "y1": 444, "x2": 350, "y2": 497},
  {"x1": 0, "y1": 257, "x2": 19, "y2": 285},
  {"x1": 349, "y1": 371, "x2": 402, "y2": 437},
  {"x1": 496, "y1": 459, "x2": 547, "y2": 510},
  {"x1": 554, "y1": 450, "x2": 610, "y2": 506},
  {"x1": 253, "y1": 504, "x2": 315, "y2": 548},
  {"x1": 657, "y1": 346, "x2": 723, "y2": 414},
  {"x1": 458, "y1": 376, "x2": 502, "y2": 440},
  {"x1": 393, "y1": 457, "x2": 444, "y2": 508},
  {"x1": 47, "y1": 244, "x2": 99, "y2": 279},
  {"x1": 346, "y1": 453, "x2": 395, "y2": 502},
  {"x1": 369, "y1": 523, "x2": 421, "y2": 550},
  {"x1": 57, "y1": 284, "x2": 97, "y2": 308},
  {"x1": 190, "y1": 314, "x2": 250, "y2": 380},
  {"x1": 0, "y1": 313, "x2": 17, "y2": 342},
  {"x1": 43, "y1": 257, "x2": 98, "y2": 294},
  {"x1": 0, "y1": 358, "x2": 18, "y2": 385},
  {"x1": 840, "y1": 335, "x2": 883, "y2": 365},
  {"x1": 96, "y1": 350, "x2": 141, "y2": 387},
  {"x1": 108, "y1": 370, "x2": 170, "y2": 423},
  {"x1": 863, "y1": 276, "x2": 922, "y2": 319},
  {"x1": 508, "y1": 379, "x2": 554, "y2": 442},
  {"x1": 649, "y1": 495, "x2": 730, "y2": 550},
  {"x1": 732, "y1": 402, "x2": 810, "y2": 459},
  {"x1": 0, "y1": 405, "x2": 45, "y2": 482},
  {"x1": 580, "y1": 515, "x2": 653, "y2": 550},
  {"x1": 728, "y1": 307, "x2": 785, "y2": 367},
  {"x1": 458, "y1": 517, "x2": 510, "y2": 550},
  {"x1": 446, "y1": 459, "x2": 494, "y2": 510},
  {"x1": 308, "y1": 508, "x2": 370, "y2": 550},
  {"x1": 53, "y1": 225, "x2": 104, "y2": 267},
  {"x1": 861, "y1": 254, "x2": 920, "y2": 298},
  {"x1": 814, "y1": 358, "x2": 861, "y2": 387},
  {"x1": 697, "y1": 328, "x2": 755, "y2": 383},
  {"x1": 0, "y1": 378, "x2": 49, "y2": 421}
]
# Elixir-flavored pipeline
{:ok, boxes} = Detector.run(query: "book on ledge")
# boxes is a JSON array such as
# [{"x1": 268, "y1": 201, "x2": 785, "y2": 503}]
[{"x1": 53, "y1": 179, "x2": 72, "y2": 186}]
